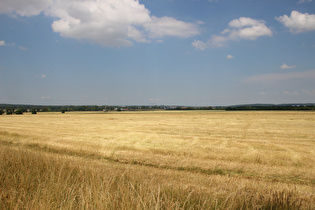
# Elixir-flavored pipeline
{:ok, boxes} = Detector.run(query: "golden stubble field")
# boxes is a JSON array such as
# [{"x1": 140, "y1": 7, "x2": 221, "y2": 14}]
[{"x1": 0, "y1": 111, "x2": 314, "y2": 209}]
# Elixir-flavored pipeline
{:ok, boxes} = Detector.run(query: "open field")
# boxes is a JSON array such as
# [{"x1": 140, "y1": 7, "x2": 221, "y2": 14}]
[{"x1": 0, "y1": 111, "x2": 315, "y2": 209}]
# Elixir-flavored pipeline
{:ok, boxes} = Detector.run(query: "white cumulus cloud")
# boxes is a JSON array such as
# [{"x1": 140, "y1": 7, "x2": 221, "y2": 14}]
[
  {"x1": 276, "y1": 11, "x2": 315, "y2": 33},
  {"x1": 227, "y1": 17, "x2": 272, "y2": 40},
  {"x1": 46, "y1": 0, "x2": 153, "y2": 47},
  {"x1": 0, "y1": 0, "x2": 201, "y2": 47},
  {"x1": 193, "y1": 17, "x2": 272, "y2": 49}
]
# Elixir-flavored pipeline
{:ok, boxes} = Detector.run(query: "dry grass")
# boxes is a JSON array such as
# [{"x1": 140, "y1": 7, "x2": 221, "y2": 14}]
[{"x1": 0, "y1": 111, "x2": 314, "y2": 209}]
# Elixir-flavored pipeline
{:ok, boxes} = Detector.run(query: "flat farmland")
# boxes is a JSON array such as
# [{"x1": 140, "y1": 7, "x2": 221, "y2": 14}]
[{"x1": 0, "y1": 111, "x2": 314, "y2": 209}]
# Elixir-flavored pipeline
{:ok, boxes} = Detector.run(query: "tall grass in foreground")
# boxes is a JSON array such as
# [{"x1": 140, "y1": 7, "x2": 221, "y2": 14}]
[{"x1": 0, "y1": 146, "x2": 312, "y2": 209}]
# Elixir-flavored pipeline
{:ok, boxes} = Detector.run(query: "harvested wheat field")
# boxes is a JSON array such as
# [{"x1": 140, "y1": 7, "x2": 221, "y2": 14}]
[{"x1": 0, "y1": 111, "x2": 314, "y2": 209}]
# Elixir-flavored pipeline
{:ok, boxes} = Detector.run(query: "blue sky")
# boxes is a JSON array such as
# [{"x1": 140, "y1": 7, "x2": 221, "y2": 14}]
[{"x1": 0, "y1": 0, "x2": 315, "y2": 106}]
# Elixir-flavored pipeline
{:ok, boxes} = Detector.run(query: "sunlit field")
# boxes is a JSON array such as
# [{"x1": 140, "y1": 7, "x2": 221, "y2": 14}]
[{"x1": 1, "y1": 111, "x2": 314, "y2": 209}]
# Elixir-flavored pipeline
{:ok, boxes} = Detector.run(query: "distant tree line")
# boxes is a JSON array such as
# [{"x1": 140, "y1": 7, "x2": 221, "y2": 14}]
[
  {"x1": 226, "y1": 105, "x2": 315, "y2": 111},
  {"x1": 0, "y1": 107, "x2": 25, "y2": 115},
  {"x1": 164, "y1": 106, "x2": 214, "y2": 110},
  {"x1": 1, "y1": 104, "x2": 314, "y2": 115},
  {"x1": 0, "y1": 104, "x2": 216, "y2": 114},
  {"x1": 0, "y1": 104, "x2": 107, "y2": 113}
]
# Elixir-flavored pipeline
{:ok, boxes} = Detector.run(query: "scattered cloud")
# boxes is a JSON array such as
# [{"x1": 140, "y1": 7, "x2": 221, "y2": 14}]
[
  {"x1": 0, "y1": 40, "x2": 15, "y2": 46},
  {"x1": 145, "y1": 16, "x2": 201, "y2": 39},
  {"x1": 301, "y1": 89, "x2": 315, "y2": 94},
  {"x1": 276, "y1": 11, "x2": 315, "y2": 33},
  {"x1": 280, "y1": 63, "x2": 296, "y2": 69},
  {"x1": 245, "y1": 69, "x2": 315, "y2": 83},
  {"x1": 1, "y1": 40, "x2": 27, "y2": 50},
  {"x1": 258, "y1": 89, "x2": 315, "y2": 97},
  {"x1": 148, "y1": 98, "x2": 160, "y2": 103},
  {"x1": 209, "y1": 35, "x2": 229, "y2": 48},
  {"x1": 35, "y1": 75, "x2": 47, "y2": 79},
  {"x1": 283, "y1": 90, "x2": 299, "y2": 95},
  {"x1": 298, "y1": 0, "x2": 312, "y2": 3},
  {"x1": 192, "y1": 40, "x2": 209, "y2": 50},
  {"x1": 193, "y1": 17, "x2": 272, "y2": 49},
  {"x1": 215, "y1": 17, "x2": 272, "y2": 45},
  {"x1": 228, "y1": 17, "x2": 271, "y2": 39},
  {"x1": 227, "y1": 54, "x2": 233, "y2": 59},
  {"x1": 19, "y1": 46, "x2": 28, "y2": 51},
  {"x1": 41, "y1": 96, "x2": 50, "y2": 100}
]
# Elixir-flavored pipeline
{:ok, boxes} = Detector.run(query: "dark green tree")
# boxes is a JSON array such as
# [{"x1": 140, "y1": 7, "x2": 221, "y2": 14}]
[
  {"x1": 15, "y1": 109, "x2": 23, "y2": 115},
  {"x1": 6, "y1": 108, "x2": 14, "y2": 115},
  {"x1": 41, "y1": 107, "x2": 50, "y2": 112}
]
